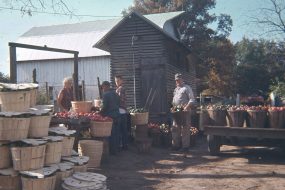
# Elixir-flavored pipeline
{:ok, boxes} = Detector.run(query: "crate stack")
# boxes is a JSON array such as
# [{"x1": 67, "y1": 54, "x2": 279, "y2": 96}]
[{"x1": 130, "y1": 112, "x2": 152, "y2": 153}]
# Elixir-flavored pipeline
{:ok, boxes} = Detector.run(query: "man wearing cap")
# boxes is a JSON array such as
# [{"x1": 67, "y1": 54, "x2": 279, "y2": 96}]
[
  {"x1": 172, "y1": 73, "x2": 196, "y2": 151},
  {"x1": 100, "y1": 81, "x2": 121, "y2": 155}
]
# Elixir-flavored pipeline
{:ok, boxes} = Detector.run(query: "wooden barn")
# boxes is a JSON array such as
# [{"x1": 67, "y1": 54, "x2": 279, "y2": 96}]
[
  {"x1": 95, "y1": 11, "x2": 196, "y2": 121},
  {"x1": 15, "y1": 11, "x2": 196, "y2": 120}
]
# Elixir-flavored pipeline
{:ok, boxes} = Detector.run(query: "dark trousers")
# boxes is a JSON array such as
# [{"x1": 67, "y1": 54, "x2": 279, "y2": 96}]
[
  {"x1": 110, "y1": 116, "x2": 121, "y2": 154},
  {"x1": 119, "y1": 113, "x2": 128, "y2": 147}
]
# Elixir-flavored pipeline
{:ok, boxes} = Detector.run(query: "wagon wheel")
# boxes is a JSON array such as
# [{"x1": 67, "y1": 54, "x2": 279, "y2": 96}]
[{"x1": 207, "y1": 135, "x2": 221, "y2": 155}]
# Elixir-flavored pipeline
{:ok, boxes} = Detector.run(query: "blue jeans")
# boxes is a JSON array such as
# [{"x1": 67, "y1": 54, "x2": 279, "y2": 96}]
[
  {"x1": 110, "y1": 116, "x2": 121, "y2": 154},
  {"x1": 119, "y1": 113, "x2": 128, "y2": 147}
]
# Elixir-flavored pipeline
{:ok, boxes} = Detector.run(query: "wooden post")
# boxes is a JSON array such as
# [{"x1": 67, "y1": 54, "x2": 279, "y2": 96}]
[
  {"x1": 82, "y1": 80, "x2": 86, "y2": 101},
  {"x1": 73, "y1": 53, "x2": 79, "y2": 101},
  {"x1": 32, "y1": 68, "x2": 38, "y2": 83},
  {"x1": 9, "y1": 46, "x2": 17, "y2": 83},
  {"x1": 45, "y1": 82, "x2": 49, "y2": 104},
  {"x1": 97, "y1": 77, "x2": 102, "y2": 99}
]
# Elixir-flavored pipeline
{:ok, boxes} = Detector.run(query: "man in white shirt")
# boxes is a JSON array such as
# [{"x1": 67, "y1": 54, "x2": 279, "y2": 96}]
[{"x1": 172, "y1": 73, "x2": 196, "y2": 151}]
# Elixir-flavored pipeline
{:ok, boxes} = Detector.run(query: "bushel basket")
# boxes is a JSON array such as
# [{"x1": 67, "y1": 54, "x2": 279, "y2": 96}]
[
  {"x1": 21, "y1": 175, "x2": 56, "y2": 190},
  {"x1": 0, "y1": 117, "x2": 30, "y2": 141},
  {"x1": 0, "y1": 90, "x2": 31, "y2": 112},
  {"x1": 78, "y1": 140, "x2": 103, "y2": 168},
  {"x1": 0, "y1": 145, "x2": 11, "y2": 169},
  {"x1": 11, "y1": 145, "x2": 46, "y2": 171},
  {"x1": 90, "y1": 121, "x2": 113, "y2": 137},
  {"x1": 71, "y1": 101, "x2": 92, "y2": 113},
  {"x1": 172, "y1": 111, "x2": 189, "y2": 126},
  {"x1": 131, "y1": 112, "x2": 149, "y2": 125},
  {"x1": 28, "y1": 115, "x2": 51, "y2": 138}
]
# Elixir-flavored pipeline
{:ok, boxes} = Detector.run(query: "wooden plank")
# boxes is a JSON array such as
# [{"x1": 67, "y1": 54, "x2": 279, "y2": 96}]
[
  {"x1": 204, "y1": 126, "x2": 285, "y2": 139},
  {"x1": 9, "y1": 46, "x2": 17, "y2": 83}
]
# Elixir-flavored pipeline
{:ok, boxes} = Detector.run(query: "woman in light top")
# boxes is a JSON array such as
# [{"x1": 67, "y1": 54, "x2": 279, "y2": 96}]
[{"x1": 57, "y1": 77, "x2": 74, "y2": 112}]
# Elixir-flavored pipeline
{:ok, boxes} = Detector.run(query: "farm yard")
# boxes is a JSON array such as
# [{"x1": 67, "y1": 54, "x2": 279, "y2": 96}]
[
  {"x1": 99, "y1": 137, "x2": 285, "y2": 190},
  {"x1": 1, "y1": 0, "x2": 285, "y2": 190}
]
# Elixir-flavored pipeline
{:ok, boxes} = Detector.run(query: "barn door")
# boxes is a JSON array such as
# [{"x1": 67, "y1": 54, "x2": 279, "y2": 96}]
[{"x1": 141, "y1": 58, "x2": 167, "y2": 114}]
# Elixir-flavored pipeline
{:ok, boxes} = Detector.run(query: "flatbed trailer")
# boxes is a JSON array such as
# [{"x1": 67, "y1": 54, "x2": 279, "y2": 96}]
[{"x1": 204, "y1": 126, "x2": 285, "y2": 155}]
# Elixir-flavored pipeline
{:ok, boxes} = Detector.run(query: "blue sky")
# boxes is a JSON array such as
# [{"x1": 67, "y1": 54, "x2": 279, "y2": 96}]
[{"x1": 0, "y1": 0, "x2": 278, "y2": 75}]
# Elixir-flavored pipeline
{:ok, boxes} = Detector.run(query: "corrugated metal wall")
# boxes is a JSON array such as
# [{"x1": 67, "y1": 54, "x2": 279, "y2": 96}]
[
  {"x1": 17, "y1": 56, "x2": 110, "y2": 100},
  {"x1": 109, "y1": 15, "x2": 167, "y2": 109}
]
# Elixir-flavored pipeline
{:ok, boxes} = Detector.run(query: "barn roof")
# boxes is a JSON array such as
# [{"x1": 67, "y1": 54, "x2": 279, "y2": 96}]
[{"x1": 17, "y1": 11, "x2": 184, "y2": 61}]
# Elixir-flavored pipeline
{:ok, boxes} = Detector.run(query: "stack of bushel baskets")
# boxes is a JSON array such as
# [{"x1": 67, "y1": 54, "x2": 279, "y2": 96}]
[
  {"x1": 87, "y1": 115, "x2": 112, "y2": 166},
  {"x1": 0, "y1": 82, "x2": 56, "y2": 190},
  {"x1": 131, "y1": 111, "x2": 151, "y2": 153},
  {"x1": 0, "y1": 82, "x2": 93, "y2": 190}
]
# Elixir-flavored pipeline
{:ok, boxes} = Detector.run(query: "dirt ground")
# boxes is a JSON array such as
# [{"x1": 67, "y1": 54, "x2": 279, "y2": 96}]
[{"x1": 92, "y1": 136, "x2": 285, "y2": 190}]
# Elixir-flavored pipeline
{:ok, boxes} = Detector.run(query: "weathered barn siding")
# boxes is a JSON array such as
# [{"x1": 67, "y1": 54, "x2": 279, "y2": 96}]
[
  {"x1": 165, "y1": 39, "x2": 197, "y2": 105},
  {"x1": 17, "y1": 56, "x2": 110, "y2": 100},
  {"x1": 108, "y1": 15, "x2": 168, "y2": 112}
]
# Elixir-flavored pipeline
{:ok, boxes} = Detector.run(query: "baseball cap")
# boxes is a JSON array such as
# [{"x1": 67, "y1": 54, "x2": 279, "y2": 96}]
[{"x1": 175, "y1": 73, "x2": 183, "y2": 80}]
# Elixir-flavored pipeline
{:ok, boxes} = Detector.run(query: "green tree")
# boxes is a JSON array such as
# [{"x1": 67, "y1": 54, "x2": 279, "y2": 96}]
[
  {"x1": 0, "y1": 72, "x2": 10, "y2": 83},
  {"x1": 234, "y1": 38, "x2": 285, "y2": 96},
  {"x1": 204, "y1": 38, "x2": 236, "y2": 96}
]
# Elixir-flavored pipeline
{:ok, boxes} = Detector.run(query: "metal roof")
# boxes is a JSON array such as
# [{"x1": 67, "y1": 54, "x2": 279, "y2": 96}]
[{"x1": 17, "y1": 11, "x2": 184, "y2": 61}]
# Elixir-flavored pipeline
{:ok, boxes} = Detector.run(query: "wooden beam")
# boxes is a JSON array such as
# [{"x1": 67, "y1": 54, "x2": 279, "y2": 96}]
[
  {"x1": 73, "y1": 53, "x2": 79, "y2": 101},
  {"x1": 9, "y1": 46, "x2": 17, "y2": 83},
  {"x1": 9, "y1": 42, "x2": 78, "y2": 54}
]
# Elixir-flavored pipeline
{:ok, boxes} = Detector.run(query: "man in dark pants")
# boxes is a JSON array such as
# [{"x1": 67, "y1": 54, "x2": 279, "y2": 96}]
[
  {"x1": 115, "y1": 75, "x2": 128, "y2": 150},
  {"x1": 100, "y1": 81, "x2": 120, "y2": 155}
]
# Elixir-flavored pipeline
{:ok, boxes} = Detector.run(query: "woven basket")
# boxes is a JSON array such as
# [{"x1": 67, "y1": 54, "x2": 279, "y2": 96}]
[
  {"x1": 0, "y1": 90, "x2": 31, "y2": 112},
  {"x1": 90, "y1": 121, "x2": 113, "y2": 137},
  {"x1": 21, "y1": 175, "x2": 56, "y2": 190},
  {"x1": 78, "y1": 140, "x2": 103, "y2": 168},
  {"x1": 61, "y1": 137, "x2": 75, "y2": 157},
  {"x1": 45, "y1": 141, "x2": 63, "y2": 165},
  {"x1": 130, "y1": 112, "x2": 149, "y2": 125},
  {"x1": 71, "y1": 101, "x2": 92, "y2": 113},
  {"x1": 30, "y1": 88, "x2": 38, "y2": 107},
  {"x1": 0, "y1": 145, "x2": 11, "y2": 169},
  {"x1": 0, "y1": 117, "x2": 30, "y2": 141},
  {"x1": 0, "y1": 174, "x2": 21, "y2": 190},
  {"x1": 29, "y1": 115, "x2": 52, "y2": 138},
  {"x1": 11, "y1": 145, "x2": 46, "y2": 171}
]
